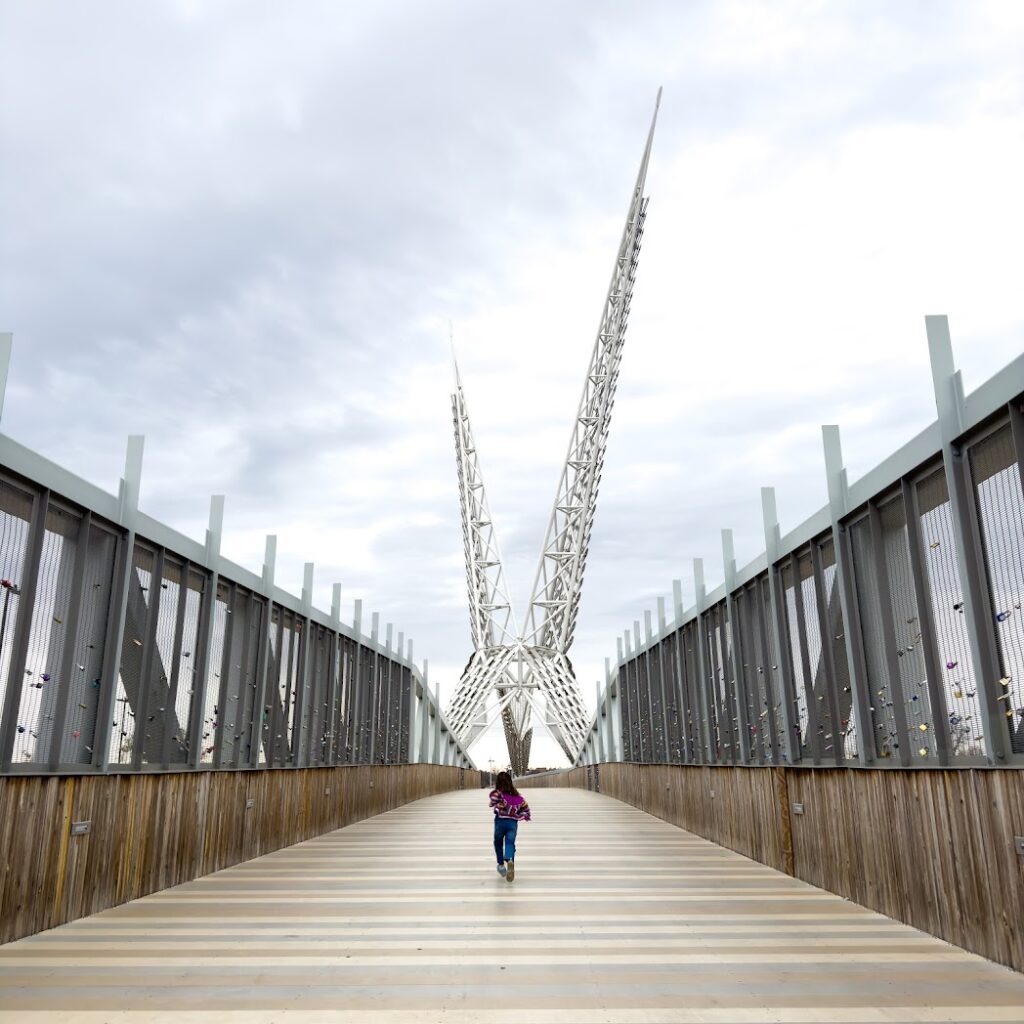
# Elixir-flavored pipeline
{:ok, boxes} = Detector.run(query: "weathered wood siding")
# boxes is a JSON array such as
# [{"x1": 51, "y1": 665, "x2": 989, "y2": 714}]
[
  {"x1": 0, "y1": 763, "x2": 467, "y2": 945},
  {"x1": 544, "y1": 763, "x2": 1024, "y2": 974}
]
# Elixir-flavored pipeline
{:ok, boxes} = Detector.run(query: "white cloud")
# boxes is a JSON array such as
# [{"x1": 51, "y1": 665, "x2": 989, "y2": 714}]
[{"x1": 2, "y1": 0, "x2": 1022, "y2": 768}]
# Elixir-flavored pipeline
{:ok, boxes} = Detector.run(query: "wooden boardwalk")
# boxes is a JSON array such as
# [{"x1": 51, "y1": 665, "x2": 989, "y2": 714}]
[{"x1": 1, "y1": 787, "x2": 1023, "y2": 1023}]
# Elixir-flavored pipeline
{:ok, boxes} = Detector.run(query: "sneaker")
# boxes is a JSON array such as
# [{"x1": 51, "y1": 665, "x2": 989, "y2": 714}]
[
  {"x1": 505, "y1": 860, "x2": 515, "y2": 882},
  {"x1": 496, "y1": 863, "x2": 507, "y2": 877}
]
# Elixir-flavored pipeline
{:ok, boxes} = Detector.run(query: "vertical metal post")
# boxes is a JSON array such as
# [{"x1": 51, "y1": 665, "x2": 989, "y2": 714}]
[
  {"x1": 592, "y1": 681, "x2": 603, "y2": 763},
  {"x1": 291, "y1": 562, "x2": 314, "y2": 767},
  {"x1": 867, "y1": 502, "x2": 913, "y2": 766},
  {"x1": 693, "y1": 559, "x2": 715, "y2": 763},
  {"x1": 672, "y1": 579, "x2": 694, "y2": 764},
  {"x1": 160, "y1": 556, "x2": 191, "y2": 769},
  {"x1": 367, "y1": 611, "x2": 380, "y2": 763},
  {"x1": 901, "y1": 477, "x2": 952, "y2": 764},
  {"x1": 43, "y1": 512, "x2": 91, "y2": 769},
  {"x1": 350, "y1": 599, "x2": 364, "y2": 762},
  {"x1": 788, "y1": 552, "x2": 821, "y2": 764},
  {"x1": 926, "y1": 315, "x2": 1007, "y2": 762},
  {"x1": 761, "y1": 490, "x2": 799, "y2": 763},
  {"x1": 822, "y1": 425, "x2": 875, "y2": 765},
  {"x1": 633, "y1": 619, "x2": 646, "y2": 761},
  {"x1": 432, "y1": 679, "x2": 442, "y2": 764},
  {"x1": 809, "y1": 540, "x2": 844, "y2": 765},
  {"x1": 722, "y1": 530, "x2": 751, "y2": 763},
  {"x1": 130, "y1": 545, "x2": 164, "y2": 770},
  {"x1": 656, "y1": 595, "x2": 671, "y2": 762},
  {"x1": 383, "y1": 622, "x2": 394, "y2": 763},
  {"x1": 93, "y1": 436, "x2": 144, "y2": 772},
  {"x1": 325, "y1": 583, "x2": 342, "y2": 765},
  {"x1": 0, "y1": 488, "x2": 48, "y2": 771},
  {"x1": 187, "y1": 495, "x2": 223, "y2": 769},
  {"x1": 255, "y1": 535, "x2": 277, "y2": 769}
]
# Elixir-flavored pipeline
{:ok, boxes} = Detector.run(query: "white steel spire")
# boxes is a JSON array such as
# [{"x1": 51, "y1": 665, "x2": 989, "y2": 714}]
[{"x1": 445, "y1": 91, "x2": 661, "y2": 775}]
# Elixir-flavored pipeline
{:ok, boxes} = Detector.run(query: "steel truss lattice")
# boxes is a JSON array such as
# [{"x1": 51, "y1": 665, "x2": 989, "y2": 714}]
[{"x1": 446, "y1": 93, "x2": 661, "y2": 776}]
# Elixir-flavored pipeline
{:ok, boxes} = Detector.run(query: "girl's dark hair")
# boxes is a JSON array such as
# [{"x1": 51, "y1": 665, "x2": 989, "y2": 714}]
[{"x1": 495, "y1": 771, "x2": 519, "y2": 796}]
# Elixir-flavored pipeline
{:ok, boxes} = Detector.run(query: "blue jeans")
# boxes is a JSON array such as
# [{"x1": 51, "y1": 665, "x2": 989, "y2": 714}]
[{"x1": 493, "y1": 817, "x2": 518, "y2": 864}]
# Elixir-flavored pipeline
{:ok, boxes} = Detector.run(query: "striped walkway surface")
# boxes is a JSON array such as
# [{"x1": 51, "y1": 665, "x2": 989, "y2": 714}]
[{"x1": 1, "y1": 788, "x2": 1023, "y2": 1023}]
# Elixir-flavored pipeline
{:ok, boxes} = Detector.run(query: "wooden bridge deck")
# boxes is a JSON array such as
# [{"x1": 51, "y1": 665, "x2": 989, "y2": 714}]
[{"x1": 1, "y1": 787, "x2": 1023, "y2": 1023}]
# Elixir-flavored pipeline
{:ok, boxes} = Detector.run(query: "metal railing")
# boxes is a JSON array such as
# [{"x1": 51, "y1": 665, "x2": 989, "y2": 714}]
[
  {"x1": 578, "y1": 316, "x2": 1024, "y2": 769},
  {"x1": 0, "y1": 334, "x2": 474, "y2": 775}
]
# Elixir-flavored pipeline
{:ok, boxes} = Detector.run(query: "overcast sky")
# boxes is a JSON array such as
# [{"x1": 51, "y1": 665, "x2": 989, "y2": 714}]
[{"x1": 2, "y1": 1, "x2": 1022, "y2": 768}]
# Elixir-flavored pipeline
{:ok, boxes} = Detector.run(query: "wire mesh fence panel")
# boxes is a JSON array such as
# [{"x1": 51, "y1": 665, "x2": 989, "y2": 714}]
[
  {"x1": 680, "y1": 621, "x2": 701, "y2": 762},
  {"x1": 733, "y1": 589, "x2": 763, "y2": 763},
  {"x1": 759, "y1": 575, "x2": 789, "y2": 762},
  {"x1": 138, "y1": 553, "x2": 182, "y2": 767},
  {"x1": 307, "y1": 624, "x2": 329, "y2": 765},
  {"x1": 969, "y1": 423, "x2": 1024, "y2": 754},
  {"x1": 58, "y1": 522, "x2": 117, "y2": 766},
  {"x1": 850, "y1": 516, "x2": 902, "y2": 760},
  {"x1": 879, "y1": 494, "x2": 939, "y2": 761},
  {"x1": 914, "y1": 467, "x2": 984, "y2": 759},
  {"x1": 798, "y1": 551, "x2": 830, "y2": 761},
  {"x1": 0, "y1": 480, "x2": 34, "y2": 763},
  {"x1": 663, "y1": 635, "x2": 683, "y2": 763},
  {"x1": 199, "y1": 581, "x2": 229, "y2": 764},
  {"x1": 163, "y1": 566, "x2": 204, "y2": 763},
  {"x1": 14, "y1": 504, "x2": 80, "y2": 765},
  {"x1": 112, "y1": 544, "x2": 153, "y2": 766},
  {"x1": 398, "y1": 665, "x2": 412, "y2": 763},
  {"x1": 818, "y1": 537, "x2": 858, "y2": 760},
  {"x1": 338, "y1": 635, "x2": 354, "y2": 763},
  {"x1": 647, "y1": 644, "x2": 666, "y2": 763},
  {"x1": 781, "y1": 561, "x2": 811, "y2": 759},
  {"x1": 217, "y1": 586, "x2": 248, "y2": 767},
  {"x1": 637, "y1": 651, "x2": 653, "y2": 760}
]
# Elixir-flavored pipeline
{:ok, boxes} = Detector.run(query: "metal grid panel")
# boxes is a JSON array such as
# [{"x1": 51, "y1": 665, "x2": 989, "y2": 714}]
[
  {"x1": 681, "y1": 622, "x2": 701, "y2": 761},
  {"x1": 13, "y1": 504, "x2": 80, "y2": 765},
  {"x1": 798, "y1": 553, "x2": 828, "y2": 760},
  {"x1": 916, "y1": 468, "x2": 984, "y2": 757},
  {"x1": 140, "y1": 553, "x2": 183, "y2": 766},
  {"x1": 308, "y1": 625, "x2": 329, "y2": 765},
  {"x1": 970, "y1": 424, "x2": 1024, "y2": 753},
  {"x1": 636, "y1": 651, "x2": 653, "y2": 761},
  {"x1": 218, "y1": 585, "x2": 249, "y2": 767},
  {"x1": 781, "y1": 562, "x2": 810, "y2": 757},
  {"x1": 0, "y1": 479, "x2": 34, "y2": 762},
  {"x1": 200, "y1": 581, "x2": 229, "y2": 764},
  {"x1": 111, "y1": 544, "x2": 152, "y2": 766},
  {"x1": 59, "y1": 522, "x2": 117, "y2": 765},
  {"x1": 879, "y1": 495, "x2": 938, "y2": 761},
  {"x1": 663, "y1": 635, "x2": 683, "y2": 763},
  {"x1": 733, "y1": 590, "x2": 761, "y2": 763},
  {"x1": 759, "y1": 575, "x2": 787, "y2": 762},
  {"x1": 849, "y1": 518, "x2": 901, "y2": 759},
  {"x1": 165, "y1": 567, "x2": 204, "y2": 763},
  {"x1": 818, "y1": 538, "x2": 858, "y2": 760}
]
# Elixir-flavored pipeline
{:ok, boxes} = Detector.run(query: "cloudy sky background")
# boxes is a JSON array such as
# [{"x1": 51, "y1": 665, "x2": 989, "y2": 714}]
[{"x1": 2, "y1": 1, "x2": 1022, "y2": 767}]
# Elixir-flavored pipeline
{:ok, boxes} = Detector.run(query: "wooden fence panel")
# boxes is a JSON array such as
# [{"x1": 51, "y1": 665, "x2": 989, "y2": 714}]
[
  {"x1": 0, "y1": 763, "x2": 465, "y2": 946},
  {"x1": 534, "y1": 762, "x2": 1024, "y2": 974}
]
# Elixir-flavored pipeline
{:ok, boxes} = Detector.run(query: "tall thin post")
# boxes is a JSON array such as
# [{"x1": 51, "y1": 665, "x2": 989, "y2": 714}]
[
  {"x1": 926, "y1": 315, "x2": 1007, "y2": 763},
  {"x1": 822, "y1": 426, "x2": 875, "y2": 765}
]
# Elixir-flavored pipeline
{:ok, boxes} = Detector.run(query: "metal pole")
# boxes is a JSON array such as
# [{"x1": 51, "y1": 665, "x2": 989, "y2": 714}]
[
  {"x1": 822, "y1": 425, "x2": 875, "y2": 766},
  {"x1": 926, "y1": 315, "x2": 1007, "y2": 763},
  {"x1": 760, "y1": 490, "x2": 799, "y2": 763}
]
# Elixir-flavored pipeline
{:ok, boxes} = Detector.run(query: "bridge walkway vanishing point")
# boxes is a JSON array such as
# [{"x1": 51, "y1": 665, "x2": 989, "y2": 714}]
[{"x1": 1, "y1": 788, "x2": 1023, "y2": 1024}]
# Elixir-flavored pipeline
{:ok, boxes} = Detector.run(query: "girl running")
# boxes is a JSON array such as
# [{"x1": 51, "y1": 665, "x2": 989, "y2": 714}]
[{"x1": 489, "y1": 771, "x2": 531, "y2": 881}]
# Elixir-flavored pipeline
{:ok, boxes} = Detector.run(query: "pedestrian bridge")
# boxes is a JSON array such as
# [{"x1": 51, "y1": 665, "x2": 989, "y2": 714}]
[
  {"x1": 0, "y1": 327, "x2": 1023, "y2": 1020},
  {"x1": 3, "y1": 786, "x2": 1024, "y2": 1023}
]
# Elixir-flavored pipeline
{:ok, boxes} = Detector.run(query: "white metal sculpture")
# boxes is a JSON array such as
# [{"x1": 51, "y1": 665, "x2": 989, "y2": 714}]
[{"x1": 446, "y1": 92, "x2": 660, "y2": 775}]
